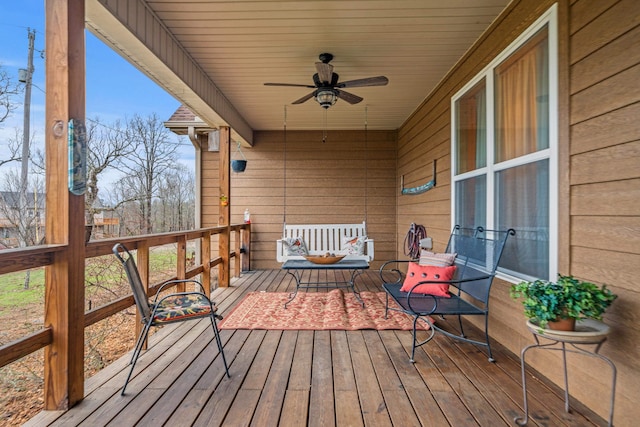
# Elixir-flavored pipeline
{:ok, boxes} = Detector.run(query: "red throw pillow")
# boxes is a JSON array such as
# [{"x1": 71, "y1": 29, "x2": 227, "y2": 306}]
[{"x1": 400, "y1": 262, "x2": 456, "y2": 298}]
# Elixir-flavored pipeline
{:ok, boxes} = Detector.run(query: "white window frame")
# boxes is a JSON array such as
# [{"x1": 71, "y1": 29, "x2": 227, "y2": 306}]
[{"x1": 450, "y1": 4, "x2": 558, "y2": 282}]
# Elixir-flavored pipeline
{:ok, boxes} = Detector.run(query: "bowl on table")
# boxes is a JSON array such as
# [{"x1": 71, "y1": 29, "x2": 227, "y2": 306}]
[{"x1": 304, "y1": 254, "x2": 345, "y2": 264}]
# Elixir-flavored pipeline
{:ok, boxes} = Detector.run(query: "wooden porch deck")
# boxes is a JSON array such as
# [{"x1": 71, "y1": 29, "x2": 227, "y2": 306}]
[{"x1": 27, "y1": 269, "x2": 606, "y2": 427}]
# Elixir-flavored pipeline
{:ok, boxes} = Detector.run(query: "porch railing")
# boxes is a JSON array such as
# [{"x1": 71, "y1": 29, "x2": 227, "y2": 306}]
[{"x1": 0, "y1": 223, "x2": 251, "y2": 369}]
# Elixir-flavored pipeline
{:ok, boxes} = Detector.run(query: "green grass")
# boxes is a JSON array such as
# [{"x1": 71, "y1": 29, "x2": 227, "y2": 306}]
[{"x1": 0, "y1": 269, "x2": 46, "y2": 314}]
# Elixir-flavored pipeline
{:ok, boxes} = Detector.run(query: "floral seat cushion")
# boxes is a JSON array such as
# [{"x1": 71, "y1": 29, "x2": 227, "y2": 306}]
[{"x1": 153, "y1": 294, "x2": 215, "y2": 323}]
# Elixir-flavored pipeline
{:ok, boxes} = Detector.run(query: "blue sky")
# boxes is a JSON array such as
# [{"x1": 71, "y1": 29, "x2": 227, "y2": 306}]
[{"x1": 0, "y1": 1, "x2": 192, "y2": 184}]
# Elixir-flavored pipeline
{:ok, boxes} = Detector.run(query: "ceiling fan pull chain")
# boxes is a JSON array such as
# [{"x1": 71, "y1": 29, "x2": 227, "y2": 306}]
[{"x1": 323, "y1": 109, "x2": 328, "y2": 143}]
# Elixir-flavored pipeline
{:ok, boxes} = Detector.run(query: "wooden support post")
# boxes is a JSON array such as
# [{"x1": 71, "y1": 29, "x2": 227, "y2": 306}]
[
  {"x1": 202, "y1": 231, "x2": 211, "y2": 295},
  {"x1": 43, "y1": 0, "x2": 86, "y2": 409},
  {"x1": 177, "y1": 234, "x2": 187, "y2": 292},
  {"x1": 218, "y1": 126, "x2": 231, "y2": 287},
  {"x1": 242, "y1": 224, "x2": 251, "y2": 272},
  {"x1": 136, "y1": 242, "x2": 149, "y2": 350}
]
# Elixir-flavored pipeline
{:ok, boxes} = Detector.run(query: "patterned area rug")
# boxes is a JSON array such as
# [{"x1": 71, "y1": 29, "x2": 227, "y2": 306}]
[{"x1": 219, "y1": 289, "x2": 428, "y2": 331}]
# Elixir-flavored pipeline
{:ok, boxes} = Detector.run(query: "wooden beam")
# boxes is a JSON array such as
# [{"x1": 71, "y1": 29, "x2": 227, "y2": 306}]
[
  {"x1": 86, "y1": 0, "x2": 253, "y2": 144},
  {"x1": 0, "y1": 328, "x2": 53, "y2": 368},
  {"x1": 218, "y1": 126, "x2": 231, "y2": 287},
  {"x1": 177, "y1": 234, "x2": 187, "y2": 292},
  {"x1": 43, "y1": 0, "x2": 86, "y2": 409},
  {"x1": 0, "y1": 244, "x2": 64, "y2": 275},
  {"x1": 202, "y1": 230, "x2": 211, "y2": 295}
]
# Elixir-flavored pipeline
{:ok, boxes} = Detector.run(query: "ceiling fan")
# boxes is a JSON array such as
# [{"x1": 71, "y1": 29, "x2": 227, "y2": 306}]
[{"x1": 264, "y1": 53, "x2": 389, "y2": 109}]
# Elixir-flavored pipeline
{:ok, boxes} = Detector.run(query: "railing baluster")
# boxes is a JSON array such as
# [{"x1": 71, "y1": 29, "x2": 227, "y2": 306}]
[
  {"x1": 177, "y1": 235, "x2": 187, "y2": 292},
  {"x1": 234, "y1": 228, "x2": 241, "y2": 277},
  {"x1": 137, "y1": 241, "x2": 150, "y2": 350}
]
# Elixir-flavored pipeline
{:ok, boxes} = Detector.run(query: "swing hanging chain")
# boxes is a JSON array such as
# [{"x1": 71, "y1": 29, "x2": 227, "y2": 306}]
[
  {"x1": 283, "y1": 105, "x2": 287, "y2": 236},
  {"x1": 364, "y1": 106, "x2": 368, "y2": 234}
]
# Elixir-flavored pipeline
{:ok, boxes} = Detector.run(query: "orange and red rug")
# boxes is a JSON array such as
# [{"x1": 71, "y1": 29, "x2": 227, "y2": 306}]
[{"x1": 218, "y1": 289, "x2": 429, "y2": 331}]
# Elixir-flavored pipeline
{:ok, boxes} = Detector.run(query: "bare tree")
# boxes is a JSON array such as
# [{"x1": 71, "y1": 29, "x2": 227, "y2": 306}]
[
  {"x1": 0, "y1": 171, "x2": 44, "y2": 288},
  {"x1": 153, "y1": 164, "x2": 195, "y2": 232},
  {"x1": 0, "y1": 170, "x2": 44, "y2": 242},
  {"x1": 84, "y1": 117, "x2": 134, "y2": 237},
  {"x1": 0, "y1": 65, "x2": 21, "y2": 167},
  {"x1": 0, "y1": 64, "x2": 19, "y2": 126},
  {"x1": 118, "y1": 113, "x2": 178, "y2": 234},
  {"x1": 0, "y1": 129, "x2": 23, "y2": 168}
]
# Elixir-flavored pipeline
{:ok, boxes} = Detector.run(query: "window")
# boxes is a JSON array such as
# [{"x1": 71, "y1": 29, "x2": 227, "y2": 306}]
[{"x1": 451, "y1": 6, "x2": 557, "y2": 281}]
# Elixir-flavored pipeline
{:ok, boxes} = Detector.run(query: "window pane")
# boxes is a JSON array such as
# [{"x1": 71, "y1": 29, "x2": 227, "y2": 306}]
[
  {"x1": 455, "y1": 79, "x2": 486, "y2": 174},
  {"x1": 495, "y1": 27, "x2": 549, "y2": 163},
  {"x1": 495, "y1": 160, "x2": 549, "y2": 279},
  {"x1": 455, "y1": 176, "x2": 486, "y2": 229}
]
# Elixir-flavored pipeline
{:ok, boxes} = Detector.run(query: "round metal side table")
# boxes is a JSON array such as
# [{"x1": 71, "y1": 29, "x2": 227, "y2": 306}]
[{"x1": 515, "y1": 319, "x2": 616, "y2": 427}]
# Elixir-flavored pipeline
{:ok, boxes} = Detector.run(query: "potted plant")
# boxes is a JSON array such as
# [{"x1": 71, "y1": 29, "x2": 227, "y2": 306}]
[
  {"x1": 510, "y1": 275, "x2": 617, "y2": 331},
  {"x1": 220, "y1": 194, "x2": 228, "y2": 206},
  {"x1": 231, "y1": 141, "x2": 247, "y2": 172}
]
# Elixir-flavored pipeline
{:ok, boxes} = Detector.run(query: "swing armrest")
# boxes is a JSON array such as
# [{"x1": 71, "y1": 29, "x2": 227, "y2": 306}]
[
  {"x1": 276, "y1": 238, "x2": 286, "y2": 263},
  {"x1": 365, "y1": 238, "x2": 374, "y2": 262}
]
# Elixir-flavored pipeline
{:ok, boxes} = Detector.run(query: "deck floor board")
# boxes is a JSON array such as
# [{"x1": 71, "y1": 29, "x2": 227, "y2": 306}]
[{"x1": 27, "y1": 269, "x2": 606, "y2": 427}]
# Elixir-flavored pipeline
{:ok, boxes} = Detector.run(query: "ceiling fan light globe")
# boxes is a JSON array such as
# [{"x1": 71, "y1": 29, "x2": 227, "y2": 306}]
[{"x1": 316, "y1": 89, "x2": 337, "y2": 109}]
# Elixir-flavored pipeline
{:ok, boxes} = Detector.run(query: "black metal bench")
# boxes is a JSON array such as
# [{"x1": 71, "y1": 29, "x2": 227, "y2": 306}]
[{"x1": 380, "y1": 225, "x2": 515, "y2": 362}]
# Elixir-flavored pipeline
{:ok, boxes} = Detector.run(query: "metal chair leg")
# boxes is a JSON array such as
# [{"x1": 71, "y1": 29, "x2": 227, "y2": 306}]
[
  {"x1": 484, "y1": 315, "x2": 495, "y2": 362},
  {"x1": 129, "y1": 325, "x2": 147, "y2": 365},
  {"x1": 410, "y1": 316, "x2": 419, "y2": 363},
  {"x1": 122, "y1": 322, "x2": 152, "y2": 395},
  {"x1": 457, "y1": 314, "x2": 466, "y2": 337},
  {"x1": 209, "y1": 315, "x2": 230, "y2": 378}
]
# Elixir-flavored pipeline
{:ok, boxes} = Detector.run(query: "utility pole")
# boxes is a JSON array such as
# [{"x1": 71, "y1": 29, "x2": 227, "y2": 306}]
[{"x1": 19, "y1": 28, "x2": 35, "y2": 289}]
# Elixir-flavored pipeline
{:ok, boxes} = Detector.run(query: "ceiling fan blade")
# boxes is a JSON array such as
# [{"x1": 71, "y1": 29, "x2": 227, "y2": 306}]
[
  {"x1": 337, "y1": 76, "x2": 389, "y2": 88},
  {"x1": 315, "y1": 62, "x2": 334, "y2": 84},
  {"x1": 264, "y1": 82, "x2": 316, "y2": 88},
  {"x1": 336, "y1": 89, "x2": 363, "y2": 105},
  {"x1": 292, "y1": 91, "x2": 316, "y2": 104}
]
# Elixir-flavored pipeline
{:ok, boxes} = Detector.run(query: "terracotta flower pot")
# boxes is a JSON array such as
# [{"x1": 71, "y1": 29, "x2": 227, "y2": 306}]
[{"x1": 547, "y1": 318, "x2": 576, "y2": 331}]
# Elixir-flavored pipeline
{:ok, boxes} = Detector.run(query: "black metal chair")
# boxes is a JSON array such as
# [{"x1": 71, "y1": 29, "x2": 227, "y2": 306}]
[
  {"x1": 380, "y1": 226, "x2": 515, "y2": 363},
  {"x1": 113, "y1": 243, "x2": 230, "y2": 395}
]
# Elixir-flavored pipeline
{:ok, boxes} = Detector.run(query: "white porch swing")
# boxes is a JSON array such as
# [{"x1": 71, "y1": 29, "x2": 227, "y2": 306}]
[{"x1": 276, "y1": 106, "x2": 374, "y2": 263}]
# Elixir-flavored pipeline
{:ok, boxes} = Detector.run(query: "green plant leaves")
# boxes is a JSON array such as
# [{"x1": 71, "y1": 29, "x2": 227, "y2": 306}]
[{"x1": 510, "y1": 275, "x2": 617, "y2": 328}]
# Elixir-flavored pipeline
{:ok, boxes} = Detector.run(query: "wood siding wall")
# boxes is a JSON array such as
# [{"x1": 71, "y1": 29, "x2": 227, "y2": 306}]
[
  {"x1": 567, "y1": 0, "x2": 640, "y2": 423},
  {"x1": 201, "y1": 130, "x2": 398, "y2": 270},
  {"x1": 396, "y1": 0, "x2": 639, "y2": 424}
]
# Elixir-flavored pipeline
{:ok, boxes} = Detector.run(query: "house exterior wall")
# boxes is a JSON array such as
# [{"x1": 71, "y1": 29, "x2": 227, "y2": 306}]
[
  {"x1": 201, "y1": 130, "x2": 398, "y2": 270},
  {"x1": 396, "y1": 0, "x2": 639, "y2": 424}
]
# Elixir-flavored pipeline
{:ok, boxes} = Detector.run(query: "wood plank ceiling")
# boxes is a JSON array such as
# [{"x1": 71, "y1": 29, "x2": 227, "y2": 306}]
[{"x1": 93, "y1": 0, "x2": 510, "y2": 132}]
